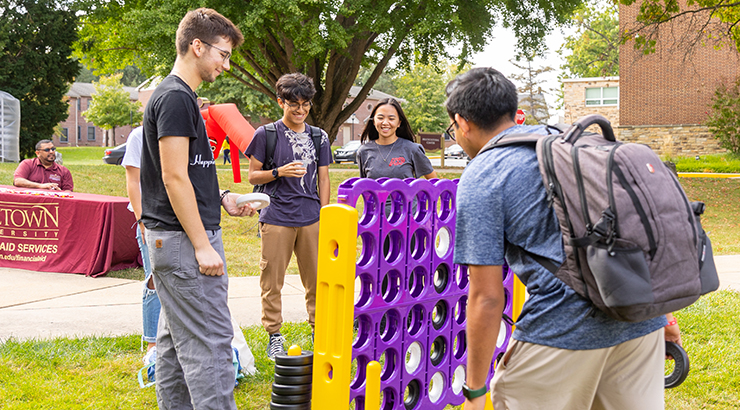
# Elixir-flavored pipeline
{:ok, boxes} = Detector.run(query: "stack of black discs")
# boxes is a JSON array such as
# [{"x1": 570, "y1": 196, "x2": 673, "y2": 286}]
[{"x1": 270, "y1": 350, "x2": 313, "y2": 410}]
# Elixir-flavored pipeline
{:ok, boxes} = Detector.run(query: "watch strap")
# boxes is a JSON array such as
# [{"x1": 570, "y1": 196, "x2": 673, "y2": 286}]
[
  {"x1": 219, "y1": 190, "x2": 230, "y2": 202},
  {"x1": 272, "y1": 168, "x2": 280, "y2": 179},
  {"x1": 462, "y1": 384, "x2": 487, "y2": 400}
]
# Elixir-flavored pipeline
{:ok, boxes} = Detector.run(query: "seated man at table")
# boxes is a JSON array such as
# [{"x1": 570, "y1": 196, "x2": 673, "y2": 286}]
[{"x1": 13, "y1": 140, "x2": 73, "y2": 191}]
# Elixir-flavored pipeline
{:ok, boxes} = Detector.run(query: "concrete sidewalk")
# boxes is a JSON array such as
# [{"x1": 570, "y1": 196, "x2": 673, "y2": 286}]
[
  {"x1": 1, "y1": 255, "x2": 739, "y2": 341},
  {"x1": 0, "y1": 269, "x2": 311, "y2": 341}
]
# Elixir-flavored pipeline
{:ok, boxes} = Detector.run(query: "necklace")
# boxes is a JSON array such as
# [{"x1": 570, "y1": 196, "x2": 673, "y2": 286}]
[{"x1": 376, "y1": 140, "x2": 397, "y2": 163}]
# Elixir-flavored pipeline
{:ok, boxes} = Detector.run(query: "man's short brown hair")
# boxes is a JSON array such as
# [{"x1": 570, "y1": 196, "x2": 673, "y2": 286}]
[{"x1": 176, "y1": 8, "x2": 244, "y2": 56}]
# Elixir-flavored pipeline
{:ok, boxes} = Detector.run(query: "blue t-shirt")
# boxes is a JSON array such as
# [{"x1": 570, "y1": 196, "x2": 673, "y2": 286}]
[
  {"x1": 454, "y1": 125, "x2": 665, "y2": 350},
  {"x1": 244, "y1": 120, "x2": 332, "y2": 227}
]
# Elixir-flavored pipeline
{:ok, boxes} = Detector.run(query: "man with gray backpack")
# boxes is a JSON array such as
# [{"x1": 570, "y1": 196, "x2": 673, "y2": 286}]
[{"x1": 448, "y1": 67, "x2": 718, "y2": 410}]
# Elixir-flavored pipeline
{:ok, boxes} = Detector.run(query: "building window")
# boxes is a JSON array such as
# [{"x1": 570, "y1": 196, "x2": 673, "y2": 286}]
[
  {"x1": 60, "y1": 128, "x2": 68, "y2": 143},
  {"x1": 77, "y1": 126, "x2": 81, "y2": 140},
  {"x1": 87, "y1": 126, "x2": 95, "y2": 141},
  {"x1": 585, "y1": 87, "x2": 618, "y2": 106},
  {"x1": 77, "y1": 98, "x2": 81, "y2": 111}
]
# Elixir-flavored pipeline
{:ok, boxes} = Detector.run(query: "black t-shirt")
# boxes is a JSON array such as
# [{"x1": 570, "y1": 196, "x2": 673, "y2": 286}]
[{"x1": 140, "y1": 75, "x2": 221, "y2": 231}]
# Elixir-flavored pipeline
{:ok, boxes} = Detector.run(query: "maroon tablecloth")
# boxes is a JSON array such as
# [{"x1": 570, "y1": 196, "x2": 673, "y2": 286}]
[{"x1": 0, "y1": 186, "x2": 140, "y2": 277}]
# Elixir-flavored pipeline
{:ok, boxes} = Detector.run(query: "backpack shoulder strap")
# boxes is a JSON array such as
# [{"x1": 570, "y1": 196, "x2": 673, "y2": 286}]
[
  {"x1": 478, "y1": 125, "x2": 567, "y2": 156},
  {"x1": 309, "y1": 125, "x2": 322, "y2": 161},
  {"x1": 263, "y1": 122, "x2": 277, "y2": 170},
  {"x1": 478, "y1": 133, "x2": 543, "y2": 156}
]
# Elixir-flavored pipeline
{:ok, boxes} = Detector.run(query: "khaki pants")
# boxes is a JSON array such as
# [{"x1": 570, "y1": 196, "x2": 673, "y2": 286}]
[
  {"x1": 492, "y1": 328, "x2": 665, "y2": 410},
  {"x1": 259, "y1": 222, "x2": 319, "y2": 334}
]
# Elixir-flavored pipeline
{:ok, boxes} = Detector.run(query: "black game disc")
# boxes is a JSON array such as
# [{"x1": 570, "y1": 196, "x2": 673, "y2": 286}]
[
  {"x1": 274, "y1": 364, "x2": 313, "y2": 377},
  {"x1": 269, "y1": 402, "x2": 311, "y2": 410},
  {"x1": 272, "y1": 382, "x2": 312, "y2": 395},
  {"x1": 275, "y1": 351, "x2": 313, "y2": 366},
  {"x1": 271, "y1": 391, "x2": 311, "y2": 405},
  {"x1": 274, "y1": 373, "x2": 313, "y2": 385},
  {"x1": 665, "y1": 341, "x2": 690, "y2": 388}
]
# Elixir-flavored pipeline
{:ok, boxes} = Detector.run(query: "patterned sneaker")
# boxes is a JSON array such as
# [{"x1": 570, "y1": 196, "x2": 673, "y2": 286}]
[{"x1": 267, "y1": 333, "x2": 286, "y2": 361}]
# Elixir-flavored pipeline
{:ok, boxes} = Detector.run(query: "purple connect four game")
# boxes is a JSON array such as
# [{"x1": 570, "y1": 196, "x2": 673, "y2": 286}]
[{"x1": 337, "y1": 177, "x2": 516, "y2": 410}]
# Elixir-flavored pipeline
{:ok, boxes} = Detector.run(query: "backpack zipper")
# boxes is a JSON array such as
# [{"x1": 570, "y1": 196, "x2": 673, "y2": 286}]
[
  {"x1": 544, "y1": 134, "x2": 591, "y2": 299},
  {"x1": 611, "y1": 161, "x2": 658, "y2": 258},
  {"x1": 572, "y1": 146, "x2": 593, "y2": 233},
  {"x1": 542, "y1": 135, "x2": 560, "y2": 208},
  {"x1": 605, "y1": 145, "x2": 620, "y2": 234}
]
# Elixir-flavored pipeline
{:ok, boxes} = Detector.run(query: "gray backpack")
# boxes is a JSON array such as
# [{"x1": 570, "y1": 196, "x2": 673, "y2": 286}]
[{"x1": 480, "y1": 114, "x2": 719, "y2": 322}]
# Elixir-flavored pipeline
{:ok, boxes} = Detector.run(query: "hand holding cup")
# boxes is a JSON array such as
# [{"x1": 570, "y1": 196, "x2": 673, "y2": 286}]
[{"x1": 281, "y1": 160, "x2": 307, "y2": 178}]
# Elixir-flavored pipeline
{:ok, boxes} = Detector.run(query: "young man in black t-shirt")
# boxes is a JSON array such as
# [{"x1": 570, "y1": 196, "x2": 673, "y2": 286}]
[{"x1": 140, "y1": 8, "x2": 254, "y2": 409}]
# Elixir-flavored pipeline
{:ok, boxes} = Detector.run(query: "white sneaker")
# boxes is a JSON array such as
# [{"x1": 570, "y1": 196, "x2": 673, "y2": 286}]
[
  {"x1": 143, "y1": 346, "x2": 157, "y2": 365},
  {"x1": 143, "y1": 346, "x2": 157, "y2": 383}
]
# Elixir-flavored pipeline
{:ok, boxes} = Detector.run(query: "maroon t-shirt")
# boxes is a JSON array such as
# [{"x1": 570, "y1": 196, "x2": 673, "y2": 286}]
[{"x1": 13, "y1": 158, "x2": 74, "y2": 191}]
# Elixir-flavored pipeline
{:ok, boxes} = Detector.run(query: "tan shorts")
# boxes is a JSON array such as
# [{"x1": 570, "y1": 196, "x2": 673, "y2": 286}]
[{"x1": 491, "y1": 328, "x2": 665, "y2": 410}]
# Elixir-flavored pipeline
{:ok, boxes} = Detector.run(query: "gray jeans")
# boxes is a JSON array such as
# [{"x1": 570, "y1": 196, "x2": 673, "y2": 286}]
[{"x1": 146, "y1": 229, "x2": 236, "y2": 410}]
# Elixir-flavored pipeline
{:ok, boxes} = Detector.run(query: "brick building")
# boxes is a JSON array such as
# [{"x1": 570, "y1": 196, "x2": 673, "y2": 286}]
[
  {"x1": 618, "y1": 0, "x2": 739, "y2": 156},
  {"x1": 562, "y1": 77, "x2": 620, "y2": 127},
  {"x1": 56, "y1": 83, "x2": 139, "y2": 147}
]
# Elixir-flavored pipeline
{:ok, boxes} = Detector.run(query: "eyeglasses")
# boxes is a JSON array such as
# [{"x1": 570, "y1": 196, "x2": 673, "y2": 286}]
[
  {"x1": 444, "y1": 121, "x2": 457, "y2": 141},
  {"x1": 38, "y1": 147, "x2": 56, "y2": 152},
  {"x1": 201, "y1": 40, "x2": 231, "y2": 63},
  {"x1": 282, "y1": 100, "x2": 313, "y2": 111}
]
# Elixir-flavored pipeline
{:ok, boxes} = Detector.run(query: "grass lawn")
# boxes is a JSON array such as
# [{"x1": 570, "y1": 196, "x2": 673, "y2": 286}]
[
  {"x1": 2, "y1": 291, "x2": 738, "y2": 409},
  {"x1": 0, "y1": 322, "x2": 312, "y2": 410},
  {"x1": 1, "y1": 148, "x2": 739, "y2": 408},
  {"x1": 4, "y1": 147, "x2": 737, "y2": 278},
  {"x1": 0, "y1": 147, "x2": 466, "y2": 280},
  {"x1": 673, "y1": 153, "x2": 740, "y2": 173}
]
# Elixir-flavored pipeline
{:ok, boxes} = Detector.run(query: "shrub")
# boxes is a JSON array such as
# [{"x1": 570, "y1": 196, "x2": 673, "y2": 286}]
[{"x1": 707, "y1": 78, "x2": 740, "y2": 155}]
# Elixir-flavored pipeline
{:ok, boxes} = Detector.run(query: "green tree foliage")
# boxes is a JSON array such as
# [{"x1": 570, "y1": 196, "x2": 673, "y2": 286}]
[
  {"x1": 75, "y1": 65, "x2": 100, "y2": 83},
  {"x1": 83, "y1": 74, "x2": 143, "y2": 147},
  {"x1": 394, "y1": 63, "x2": 461, "y2": 134},
  {"x1": 197, "y1": 75, "x2": 283, "y2": 123},
  {"x1": 74, "y1": 0, "x2": 583, "y2": 142},
  {"x1": 76, "y1": 65, "x2": 148, "y2": 87},
  {"x1": 510, "y1": 57, "x2": 552, "y2": 124},
  {"x1": 620, "y1": 0, "x2": 740, "y2": 55},
  {"x1": 0, "y1": 0, "x2": 79, "y2": 158},
  {"x1": 560, "y1": 1, "x2": 619, "y2": 78},
  {"x1": 706, "y1": 78, "x2": 740, "y2": 155},
  {"x1": 119, "y1": 65, "x2": 149, "y2": 88}
]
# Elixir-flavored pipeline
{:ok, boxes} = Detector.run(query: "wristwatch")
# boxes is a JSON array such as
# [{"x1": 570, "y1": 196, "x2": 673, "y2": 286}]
[
  {"x1": 272, "y1": 168, "x2": 280, "y2": 179},
  {"x1": 462, "y1": 384, "x2": 487, "y2": 400}
]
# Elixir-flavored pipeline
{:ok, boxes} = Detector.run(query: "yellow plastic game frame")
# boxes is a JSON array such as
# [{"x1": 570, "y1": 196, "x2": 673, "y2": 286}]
[{"x1": 311, "y1": 203, "x2": 527, "y2": 410}]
